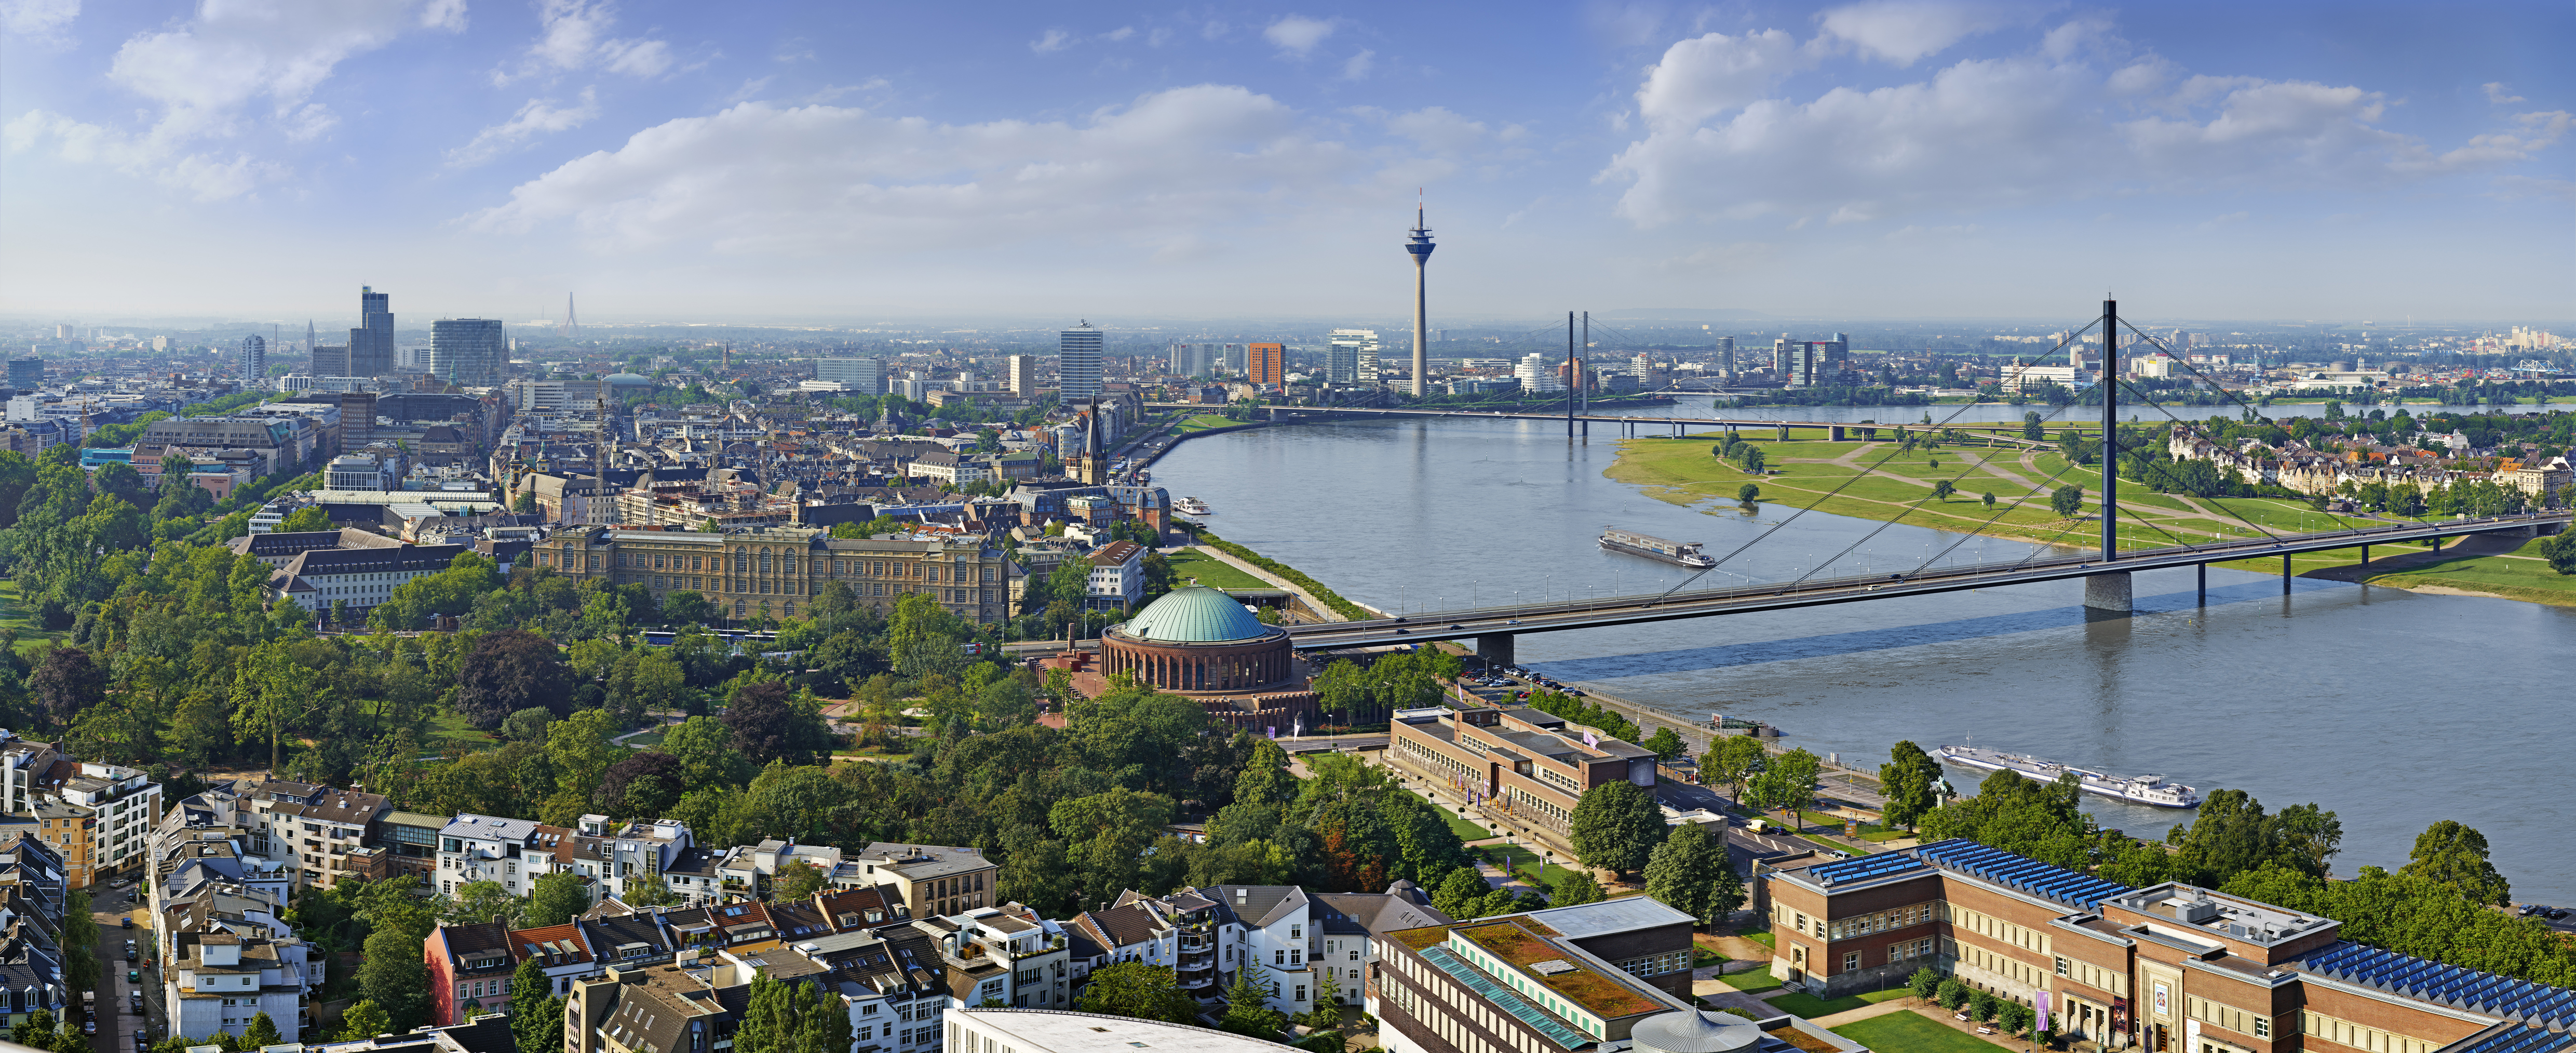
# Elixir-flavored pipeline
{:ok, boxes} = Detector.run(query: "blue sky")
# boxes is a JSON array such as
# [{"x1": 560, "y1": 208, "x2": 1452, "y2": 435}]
[{"x1": 2, "y1": 0, "x2": 2568, "y2": 325}]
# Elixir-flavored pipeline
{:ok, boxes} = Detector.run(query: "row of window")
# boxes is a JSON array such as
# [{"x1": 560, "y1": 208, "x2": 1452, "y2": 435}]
[
  {"x1": 2187, "y1": 995, "x2": 2273, "y2": 1040},
  {"x1": 1824, "y1": 900, "x2": 1937, "y2": 941},
  {"x1": 2300, "y1": 1010, "x2": 2429, "y2": 1053}
]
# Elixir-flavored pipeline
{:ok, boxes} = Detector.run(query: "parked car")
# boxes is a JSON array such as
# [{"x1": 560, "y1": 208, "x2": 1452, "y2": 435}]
[
  {"x1": 122, "y1": 916, "x2": 133, "y2": 928},
  {"x1": 127, "y1": 969, "x2": 139, "y2": 984},
  {"x1": 130, "y1": 992, "x2": 143, "y2": 1014},
  {"x1": 124, "y1": 939, "x2": 137, "y2": 962},
  {"x1": 134, "y1": 1030, "x2": 148, "y2": 1051},
  {"x1": 81, "y1": 1018, "x2": 95, "y2": 1035}
]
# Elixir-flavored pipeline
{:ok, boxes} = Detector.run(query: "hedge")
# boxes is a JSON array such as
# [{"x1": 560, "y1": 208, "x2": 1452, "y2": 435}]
[{"x1": 1191, "y1": 528, "x2": 1374, "y2": 622}]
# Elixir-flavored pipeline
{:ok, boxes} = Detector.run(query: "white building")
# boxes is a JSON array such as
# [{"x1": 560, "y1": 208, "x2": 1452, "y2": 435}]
[
  {"x1": 167, "y1": 931, "x2": 314, "y2": 1044},
  {"x1": 945, "y1": 1009, "x2": 1288, "y2": 1053},
  {"x1": 816, "y1": 357, "x2": 885, "y2": 394},
  {"x1": 1083, "y1": 540, "x2": 1145, "y2": 611},
  {"x1": 61, "y1": 761, "x2": 163, "y2": 882},
  {"x1": 437, "y1": 815, "x2": 544, "y2": 897},
  {"x1": 1514, "y1": 354, "x2": 1565, "y2": 393}
]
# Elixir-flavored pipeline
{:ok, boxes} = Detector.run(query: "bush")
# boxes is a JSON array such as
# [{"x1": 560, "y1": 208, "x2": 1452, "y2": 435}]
[
  {"x1": 1997, "y1": 1001, "x2": 2034, "y2": 1035},
  {"x1": 1905, "y1": 966, "x2": 1943, "y2": 1002},
  {"x1": 1936, "y1": 977, "x2": 1968, "y2": 1009},
  {"x1": 1968, "y1": 990, "x2": 1999, "y2": 1023}
]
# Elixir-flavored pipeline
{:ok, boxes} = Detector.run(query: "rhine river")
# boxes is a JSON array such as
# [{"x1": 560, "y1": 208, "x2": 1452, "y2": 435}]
[{"x1": 1151, "y1": 401, "x2": 2574, "y2": 904}]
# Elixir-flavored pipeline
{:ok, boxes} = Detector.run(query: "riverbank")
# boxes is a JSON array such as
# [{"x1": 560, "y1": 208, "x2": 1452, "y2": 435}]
[
  {"x1": 1189, "y1": 527, "x2": 1374, "y2": 621},
  {"x1": 1602, "y1": 430, "x2": 2569, "y2": 602}
]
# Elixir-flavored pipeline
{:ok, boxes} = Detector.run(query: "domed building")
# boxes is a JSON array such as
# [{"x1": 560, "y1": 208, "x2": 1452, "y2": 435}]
[{"x1": 1099, "y1": 586, "x2": 1318, "y2": 730}]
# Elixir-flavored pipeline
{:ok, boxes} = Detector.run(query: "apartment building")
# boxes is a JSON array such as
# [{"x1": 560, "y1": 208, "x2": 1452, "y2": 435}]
[
  {"x1": 56, "y1": 761, "x2": 160, "y2": 884},
  {"x1": 851, "y1": 844, "x2": 996, "y2": 918},
  {"x1": 1084, "y1": 540, "x2": 1145, "y2": 610},
  {"x1": 531, "y1": 525, "x2": 1016, "y2": 625},
  {"x1": 166, "y1": 930, "x2": 313, "y2": 1043},
  {"x1": 1760, "y1": 837, "x2": 2576, "y2": 1053},
  {"x1": 437, "y1": 815, "x2": 543, "y2": 897},
  {"x1": 1385, "y1": 705, "x2": 1657, "y2": 857},
  {"x1": 246, "y1": 781, "x2": 389, "y2": 888},
  {"x1": 1315, "y1": 882, "x2": 1450, "y2": 1011},
  {"x1": 918, "y1": 904, "x2": 1072, "y2": 1010},
  {"x1": 791, "y1": 929, "x2": 953, "y2": 1053},
  {"x1": 377, "y1": 810, "x2": 447, "y2": 882}
]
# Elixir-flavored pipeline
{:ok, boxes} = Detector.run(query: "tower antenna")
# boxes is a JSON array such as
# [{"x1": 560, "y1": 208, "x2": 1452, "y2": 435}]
[{"x1": 1404, "y1": 191, "x2": 1436, "y2": 399}]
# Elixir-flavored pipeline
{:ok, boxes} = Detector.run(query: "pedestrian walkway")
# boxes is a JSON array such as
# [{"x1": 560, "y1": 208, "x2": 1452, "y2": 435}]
[
  {"x1": 1178, "y1": 543, "x2": 1351, "y2": 622},
  {"x1": 1810, "y1": 996, "x2": 1921, "y2": 1029}
]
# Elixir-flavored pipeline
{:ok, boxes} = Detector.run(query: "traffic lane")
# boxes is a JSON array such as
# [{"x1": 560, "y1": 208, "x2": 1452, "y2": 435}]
[{"x1": 91, "y1": 883, "x2": 156, "y2": 1053}]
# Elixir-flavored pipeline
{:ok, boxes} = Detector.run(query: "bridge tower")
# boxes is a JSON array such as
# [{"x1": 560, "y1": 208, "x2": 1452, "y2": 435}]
[{"x1": 2085, "y1": 298, "x2": 2131, "y2": 612}]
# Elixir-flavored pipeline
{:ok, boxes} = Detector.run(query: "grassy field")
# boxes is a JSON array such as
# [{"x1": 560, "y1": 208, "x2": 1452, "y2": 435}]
[
  {"x1": 1172, "y1": 414, "x2": 1243, "y2": 434},
  {"x1": 1831, "y1": 1011, "x2": 2019, "y2": 1052},
  {"x1": 1766, "y1": 987, "x2": 1912, "y2": 1019},
  {"x1": 2358, "y1": 536, "x2": 2576, "y2": 605},
  {"x1": 0, "y1": 580, "x2": 66, "y2": 657},
  {"x1": 1163, "y1": 547, "x2": 1272, "y2": 590},
  {"x1": 1723, "y1": 970, "x2": 1784, "y2": 993}
]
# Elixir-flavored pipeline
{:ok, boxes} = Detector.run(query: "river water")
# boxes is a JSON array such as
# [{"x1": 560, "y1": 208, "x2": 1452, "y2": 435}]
[{"x1": 1152, "y1": 400, "x2": 2575, "y2": 904}]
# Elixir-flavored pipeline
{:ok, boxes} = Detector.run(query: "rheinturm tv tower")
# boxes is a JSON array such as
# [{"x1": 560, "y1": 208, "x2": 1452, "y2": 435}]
[{"x1": 1405, "y1": 193, "x2": 1436, "y2": 398}]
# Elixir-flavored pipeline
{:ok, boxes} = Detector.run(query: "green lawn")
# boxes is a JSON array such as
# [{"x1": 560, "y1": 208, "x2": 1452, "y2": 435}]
[
  {"x1": 1164, "y1": 548, "x2": 1272, "y2": 590},
  {"x1": 2360, "y1": 536, "x2": 2576, "y2": 605},
  {"x1": 1692, "y1": 947, "x2": 1729, "y2": 968},
  {"x1": 1766, "y1": 988, "x2": 1911, "y2": 1019},
  {"x1": 0, "y1": 579, "x2": 66, "y2": 656},
  {"x1": 1831, "y1": 1011, "x2": 2019, "y2": 1052},
  {"x1": 1723, "y1": 971, "x2": 1784, "y2": 993},
  {"x1": 1173, "y1": 414, "x2": 1242, "y2": 434}
]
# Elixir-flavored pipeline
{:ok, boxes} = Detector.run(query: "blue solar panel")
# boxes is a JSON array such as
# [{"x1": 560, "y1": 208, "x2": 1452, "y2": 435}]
[
  {"x1": 2446, "y1": 1025, "x2": 2574, "y2": 1053},
  {"x1": 2303, "y1": 942, "x2": 2576, "y2": 1029},
  {"x1": 1910, "y1": 839, "x2": 2132, "y2": 909},
  {"x1": 1810, "y1": 854, "x2": 1924, "y2": 885}
]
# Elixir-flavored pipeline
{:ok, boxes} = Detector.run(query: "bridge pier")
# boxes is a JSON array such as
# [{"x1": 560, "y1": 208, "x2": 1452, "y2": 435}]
[
  {"x1": 2283, "y1": 554, "x2": 2293, "y2": 595},
  {"x1": 1830, "y1": 425, "x2": 1846, "y2": 441},
  {"x1": 1476, "y1": 634, "x2": 1515, "y2": 670},
  {"x1": 2083, "y1": 571, "x2": 2132, "y2": 612},
  {"x1": 2196, "y1": 563, "x2": 2206, "y2": 605}
]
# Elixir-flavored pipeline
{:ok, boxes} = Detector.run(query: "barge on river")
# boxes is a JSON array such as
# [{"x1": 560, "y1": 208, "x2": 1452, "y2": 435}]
[
  {"x1": 1936, "y1": 743, "x2": 2200, "y2": 808},
  {"x1": 1599, "y1": 527, "x2": 1717, "y2": 568}
]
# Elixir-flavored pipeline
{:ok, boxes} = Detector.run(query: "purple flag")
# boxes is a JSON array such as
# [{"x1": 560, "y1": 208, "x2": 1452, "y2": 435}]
[
  {"x1": 1267, "y1": 726, "x2": 1276, "y2": 738},
  {"x1": 2036, "y1": 991, "x2": 2050, "y2": 1030},
  {"x1": 1583, "y1": 730, "x2": 1599, "y2": 748}
]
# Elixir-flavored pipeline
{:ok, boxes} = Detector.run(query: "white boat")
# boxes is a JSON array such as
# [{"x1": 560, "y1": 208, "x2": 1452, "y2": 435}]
[
  {"x1": 1935, "y1": 743, "x2": 2200, "y2": 808},
  {"x1": 1175, "y1": 497, "x2": 1211, "y2": 516}
]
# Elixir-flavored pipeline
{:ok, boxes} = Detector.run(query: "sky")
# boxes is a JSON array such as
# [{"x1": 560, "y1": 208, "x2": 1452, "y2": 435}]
[{"x1": 2, "y1": 0, "x2": 2569, "y2": 327}]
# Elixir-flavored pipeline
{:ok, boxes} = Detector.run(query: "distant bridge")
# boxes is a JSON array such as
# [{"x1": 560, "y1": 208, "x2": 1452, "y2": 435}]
[
  {"x1": 1143, "y1": 402, "x2": 2067, "y2": 444},
  {"x1": 1279, "y1": 512, "x2": 2568, "y2": 665}
]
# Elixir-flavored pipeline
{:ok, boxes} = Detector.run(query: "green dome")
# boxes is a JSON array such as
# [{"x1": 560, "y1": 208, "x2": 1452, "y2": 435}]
[{"x1": 1124, "y1": 586, "x2": 1268, "y2": 643}]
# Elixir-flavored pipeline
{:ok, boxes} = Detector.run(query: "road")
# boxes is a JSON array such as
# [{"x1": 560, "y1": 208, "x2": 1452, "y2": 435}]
[{"x1": 85, "y1": 882, "x2": 159, "y2": 1053}]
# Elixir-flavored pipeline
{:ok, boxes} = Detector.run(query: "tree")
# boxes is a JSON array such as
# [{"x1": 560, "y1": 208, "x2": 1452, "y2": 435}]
[
  {"x1": 28, "y1": 646, "x2": 106, "y2": 730},
  {"x1": 771, "y1": 859, "x2": 828, "y2": 902},
  {"x1": 360, "y1": 928, "x2": 433, "y2": 1031},
  {"x1": 1737, "y1": 483, "x2": 1759, "y2": 504},
  {"x1": 500, "y1": 707, "x2": 556, "y2": 743},
  {"x1": 1700, "y1": 735, "x2": 1765, "y2": 805},
  {"x1": 446, "y1": 879, "x2": 524, "y2": 926},
  {"x1": 1878, "y1": 741, "x2": 1940, "y2": 830},
  {"x1": 337, "y1": 1001, "x2": 392, "y2": 1042},
  {"x1": 1548, "y1": 868, "x2": 1606, "y2": 907},
  {"x1": 240, "y1": 1011, "x2": 284, "y2": 1048},
  {"x1": 276, "y1": 505, "x2": 333, "y2": 532},
  {"x1": 1640, "y1": 726, "x2": 1685, "y2": 762},
  {"x1": 525, "y1": 871, "x2": 592, "y2": 927},
  {"x1": 1906, "y1": 965, "x2": 1943, "y2": 1002},
  {"x1": 1568, "y1": 780, "x2": 1665, "y2": 880},
  {"x1": 597, "y1": 751, "x2": 685, "y2": 819},
  {"x1": 1980, "y1": 491, "x2": 1996, "y2": 508},
  {"x1": 722, "y1": 682, "x2": 831, "y2": 766},
  {"x1": 1076, "y1": 963, "x2": 1198, "y2": 1023},
  {"x1": 2544, "y1": 529, "x2": 2576, "y2": 576},
  {"x1": 2021, "y1": 410, "x2": 2045, "y2": 441},
  {"x1": 453, "y1": 630, "x2": 574, "y2": 728},
  {"x1": 2050, "y1": 484, "x2": 2085, "y2": 517},
  {"x1": 1642, "y1": 823, "x2": 1741, "y2": 928},
  {"x1": 1432, "y1": 868, "x2": 1490, "y2": 920},
  {"x1": 2401, "y1": 820, "x2": 2511, "y2": 907},
  {"x1": 1747, "y1": 748, "x2": 1822, "y2": 819},
  {"x1": 1930, "y1": 479, "x2": 1955, "y2": 501},
  {"x1": 1217, "y1": 964, "x2": 1287, "y2": 1038},
  {"x1": 664, "y1": 590, "x2": 718, "y2": 624}
]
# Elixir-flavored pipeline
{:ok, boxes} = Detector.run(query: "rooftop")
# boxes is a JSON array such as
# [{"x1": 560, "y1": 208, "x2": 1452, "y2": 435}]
[{"x1": 947, "y1": 1009, "x2": 1294, "y2": 1053}]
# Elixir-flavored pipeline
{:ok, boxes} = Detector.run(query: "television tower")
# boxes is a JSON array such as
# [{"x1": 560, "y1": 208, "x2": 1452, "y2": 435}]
[
  {"x1": 1404, "y1": 191, "x2": 1435, "y2": 398},
  {"x1": 560, "y1": 292, "x2": 579, "y2": 339}
]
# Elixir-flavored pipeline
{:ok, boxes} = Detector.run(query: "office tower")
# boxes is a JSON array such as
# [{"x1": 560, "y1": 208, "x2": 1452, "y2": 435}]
[
  {"x1": 1404, "y1": 200, "x2": 1436, "y2": 397},
  {"x1": 7, "y1": 357, "x2": 42, "y2": 391},
  {"x1": 339, "y1": 392, "x2": 376, "y2": 450},
  {"x1": 1513, "y1": 353, "x2": 1563, "y2": 392},
  {"x1": 1247, "y1": 343, "x2": 1285, "y2": 387},
  {"x1": 345, "y1": 286, "x2": 394, "y2": 377},
  {"x1": 428, "y1": 318, "x2": 507, "y2": 387},
  {"x1": 152, "y1": 336, "x2": 171, "y2": 352},
  {"x1": 1059, "y1": 322, "x2": 1104, "y2": 399},
  {"x1": 1326, "y1": 329, "x2": 1379, "y2": 384},
  {"x1": 1772, "y1": 336, "x2": 1794, "y2": 375},
  {"x1": 815, "y1": 357, "x2": 885, "y2": 394},
  {"x1": 1717, "y1": 336, "x2": 1735, "y2": 375},
  {"x1": 53, "y1": 325, "x2": 71, "y2": 339},
  {"x1": 1006, "y1": 354, "x2": 1037, "y2": 394},
  {"x1": 311, "y1": 344, "x2": 350, "y2": 377},
  {"x1": 239, "y1": 335, "x2": 266, "y2": 384}
]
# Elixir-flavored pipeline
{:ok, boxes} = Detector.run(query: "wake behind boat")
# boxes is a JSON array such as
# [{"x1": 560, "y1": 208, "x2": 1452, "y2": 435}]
[
  {"x1": 1599, "y1": 526, "x2": 1716, "y2": 568},
  {"x1": 1936, "y1": 743, "x2": 2200, "y2": 808}
]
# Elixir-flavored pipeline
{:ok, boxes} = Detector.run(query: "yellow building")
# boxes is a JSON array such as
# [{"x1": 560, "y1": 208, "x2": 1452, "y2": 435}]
[{"x1": 530, "y1": 525, "x2": 1017, "y2": 624}]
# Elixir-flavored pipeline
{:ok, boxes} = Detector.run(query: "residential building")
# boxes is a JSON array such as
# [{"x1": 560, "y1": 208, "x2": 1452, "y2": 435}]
[
  {"x1": 561, "y1": 959, "x2": 753, "y2": 1053},
  {"x1": 581, "y1": 816, "x2": 698, "y2": 904},
  {"x1": 918, "y1": 904, "x2": 1072, "y2": 1010},
  {"x1": 1384, "y1": 704, "x2": 1657, "y2": 859},
  {"x1": 55, "y1": 761, "x2": 161, "y2": 884},
  {"x1": 943, "y1": 1009, "x2": 1288, "y2": 1053},
  {"x1": 1314, "y1": 881, "x2": 1450, "y2": 1011},
  {"x1": 1084, "y1": 540, "x2": 1145, "y2": 610},
  {"x1": 425, "y1": 921, "x2": 517, "y2": 1026},
  {"x1": 1377, "y1": 898, "x2": 1703, "y2": 1053},
  {"x1": 438, "y1": 815, "x2": 545, "y2": 897},
  {"x1": 1005, "y1": 354, "x2": 1038, "y2": 395},
  {"x1": 429, "y1": 318, "x2": 508, "y2": 388},
  {"x1": 787, "y1": 928, "x2": 953, "y2": 1053},
  {"x1": 531, "y1": 525, "x2": 1016, "y2": 625},
  {"x1": 1247, "y1": 342, "x2": 1285, "y2": 388},
  {"x1": 166, "y1": 929, "x2": 314, "y2": 1043},
  {"x1": 1059, "y1": 323, "x2": 1103, "y2": 399},
  {"x1": 816, "y1": 357, "x2": 885, "y2": 394},
  {"x1": 238, "y1": 335, "x2": 265, "y2": 385},
  {"x1": 850, "y1": 843, "x2": 997, "y2": 919},
  {"x1": 245, "y1": 781, "x2": 389, "y2": 888},
  {"x1": 714, "y1": 839, "x2": 846, "y2": 899},
  {"x1": 1211, "y1": 884, "x2": 1323, "y2": 1016}
]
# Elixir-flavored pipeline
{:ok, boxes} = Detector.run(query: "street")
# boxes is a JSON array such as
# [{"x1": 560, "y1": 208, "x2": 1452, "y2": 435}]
[{"x1": 83, "y1": 882, "x2": 160, "y2": 1053}]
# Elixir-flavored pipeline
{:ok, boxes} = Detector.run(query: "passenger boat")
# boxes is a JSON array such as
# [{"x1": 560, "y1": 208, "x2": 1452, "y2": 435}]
[
  {"x1": 1935, "y1": 743, "x2": 2200, "y2": 808},
  {"x1": 1175, "y1": 497, "x2": 1212, "y2": 516},
  {"x1": 1598, "y1": 527, "x2": 1716, "y2": 568}
]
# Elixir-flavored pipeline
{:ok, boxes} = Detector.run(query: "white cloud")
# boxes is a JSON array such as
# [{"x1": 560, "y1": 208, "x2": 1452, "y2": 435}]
[
  {"x1": 1263, "y1": 15, "x2": 1335, "y2": 56},
  {"x1": 1030, "y1": 28, "x2": 1073, "y2": 53},
  {"x1": 5, "y1": 0, "x2": 455, "y2": 199},
  {"x1": 447, "y1": 88, "x2": 603, "y2": 167},
  {"x1": 1342, "y1": 49, "x2": 1375, "y2": 80},
  {"x1": 1602, "y1": 20, "x2": 2571, "y2": 230},
  {"x1": 0, "y1": 0, "x2": 79, "y2": 47},
  {"x1": 1371, "y1": 106, "x2": 1489, "y2": 153},
  {"x1": 505, "y1": 0, "x2": 671, "y2": 81},
  {"x1": 467, "y1": 85, "x2": 1398, "y2": 258},
  {"x1": 2484, "y1": 82, "x2": 2525, "y2": 104},
  {"x1": 1101, "y1": 26, "x2": 1134, "y2": 42},
  {"x1": 1634, "y1": 30, "x2": 1802, "y2": 130},
  {"x1": 1816, "y1": 0, "x2": 2056, "y2": 66}
]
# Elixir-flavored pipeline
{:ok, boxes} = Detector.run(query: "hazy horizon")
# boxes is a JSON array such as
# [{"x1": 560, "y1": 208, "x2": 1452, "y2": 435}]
[{"x1": 5, "y1": 1, "x2": 2568, "y2": 322}]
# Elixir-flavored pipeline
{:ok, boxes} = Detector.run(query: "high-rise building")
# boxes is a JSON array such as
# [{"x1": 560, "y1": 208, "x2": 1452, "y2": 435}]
[
  {"x1": 1326, "y1": 329, "x2": 1379, "y2": 384},
  {"x1": 815, "y1": 357, "x2": 885, "y2": 394},
  {"x1": 7, "y1": 357, "x2": 43, "y2": 391},
  {"x1": 1717, "y1": 335, "x2": 1735, "y2": 375},
  {"x1": 348, "y1": 286, "x2": 394, "y2": 377},
  {"x1": 1514, "y1": 353, "x2": 1563, "y2": 392},
  {"x1": 1058, "y1": 322, "x2": 1103, "y2": 399},
  {"x1": 1166, "y1": 342, "x2": 1235, "y2": 379},
  {"x1": 1247, "y1": 343, "x2": 1285, "y2": 388},
  {"x1": 428, "y1": 318, "x2": 507, "y2": 388},
  {"x1": 311, "y1": 345, "x2": 351, "y2": 377},
  {"x1": 1006, "y1": 354, "x2": 1038, "y2": 394},
  {"x1": 238, "y1": 335, "x2": 266, "y2": 385}
]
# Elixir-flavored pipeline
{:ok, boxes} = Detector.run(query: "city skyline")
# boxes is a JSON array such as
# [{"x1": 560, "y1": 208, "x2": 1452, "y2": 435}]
[{"x1": 1, "y1": 1, "x2": 2568, "y2": 323}]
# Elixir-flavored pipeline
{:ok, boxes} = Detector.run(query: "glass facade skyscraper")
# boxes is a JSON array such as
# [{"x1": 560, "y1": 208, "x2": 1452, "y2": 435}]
[
  {"x1": 428, "y1": 318, "x2": 507, "y2": 388},
  {"x1": 238, "y1": 335, "x2": 265, "y2": 387},
  {"x1": 348, "y1": 286, "x2": 394, "y2": 377},
  {"x1": 1058, "y1": 322, "x2": 1103, "y2": 399}
]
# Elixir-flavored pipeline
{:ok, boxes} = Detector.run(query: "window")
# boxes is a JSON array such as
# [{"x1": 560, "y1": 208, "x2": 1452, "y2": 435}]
[
  {"x1": 2055, "y1": 956, "x2": 2070, "y2": 976},
  {"x1": 1294, "y1": 985, "x2": 1306, "y2": 1002},
  {"x1": 1842, "y1": 951, "x2": 1859, "y2": 972},
  {"x1": 2254, "y1": 1017, "x2": 2271, "y2": 1039},
  {"x1": 1275, "y1": 950, "x2": 1285, "y2": 965}
]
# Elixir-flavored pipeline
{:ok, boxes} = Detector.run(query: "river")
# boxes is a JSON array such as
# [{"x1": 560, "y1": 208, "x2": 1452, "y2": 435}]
[{"x1": 1150, "y1": 401, "x2": 2575, "y2": 904}]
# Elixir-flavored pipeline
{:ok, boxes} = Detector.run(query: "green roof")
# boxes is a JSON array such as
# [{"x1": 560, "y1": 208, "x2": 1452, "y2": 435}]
[{"x1": 1123, "y1": 586, "x2": 1269, "y2": 643}]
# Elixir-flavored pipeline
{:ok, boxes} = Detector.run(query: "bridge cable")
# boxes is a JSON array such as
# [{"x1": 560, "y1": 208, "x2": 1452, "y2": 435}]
[
  {"x1": 2098, "y1": 373, "x2": 2301, "y2": 545},
  {"x1": 1650, "y1": 317, "x2": 2105, "y2": 603},
  {"x1": 1901, "y1": 454, "x2": 2105, "y2": 578},
  {"x1": 1782, "y1": 435, "x2": 2074, "y2": 589}
]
